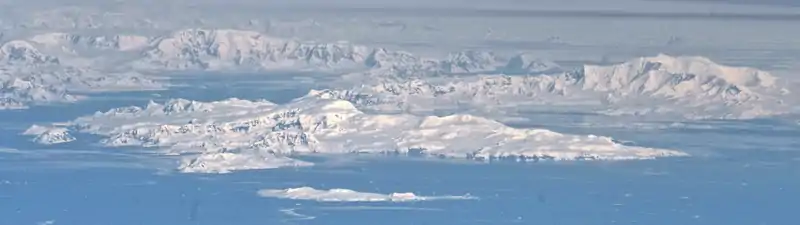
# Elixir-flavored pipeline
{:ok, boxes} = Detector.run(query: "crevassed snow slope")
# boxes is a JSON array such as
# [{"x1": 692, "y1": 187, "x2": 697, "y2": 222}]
[
  {"x1": 258, "y1": 186, "x2": 477, "y2": 202},
  {"x1": 29, "y1": 32, "x2": 151, "y2": 52},
  {"x1": 24, "y1": 91, "x2": 686, "y2": 173},
  {"x1": 328, "y1": 54, "x2": 796, "y2": 120}
]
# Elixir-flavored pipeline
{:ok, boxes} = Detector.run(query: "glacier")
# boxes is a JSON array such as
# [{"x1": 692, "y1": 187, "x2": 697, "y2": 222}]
[
  {"x1": 23, "y1": 91, "x2": 686, "y2": 173},
  {"x1": 258, "y1": 186, "x2": 477, "y2": 202}
]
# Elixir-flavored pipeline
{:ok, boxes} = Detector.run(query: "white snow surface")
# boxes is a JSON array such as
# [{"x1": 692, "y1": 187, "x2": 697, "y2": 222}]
[
  {"x1": 257, "y1": 187, "x2": 477, "y2": 202},
  {"x1": 178, "y1": 152, "x2": 313, "y2": 174},
  {"x1": 22, "y1": 125, "x2": 76, "y2": 145},
  {"x1": 30, "y1": 92, "x2": 686, "y2": 173},
  {"x1": 29, "y1": 32, "x2": 151, "y2": 52},
  {"x1": 15, "y1": 29, "x2": 550, "y2": 76},
  {"x1": 0, "y1": 36, "x2": 163, "y2": 109},
  {"x1": 8, "y1": 29, "x2": 794, "y2": 119},
  {"x1": 135, "y1": 29, "x2": 372, "y2": 71},
  {"x1": 331, "y1": 54, "x2": 797, "y2": 120},
  {"x1": 3, "y1": 28, "x2": 795, "y2": 120},
  {"x1": 131, "y1": 28, "x2": 550, "y2": 75}
]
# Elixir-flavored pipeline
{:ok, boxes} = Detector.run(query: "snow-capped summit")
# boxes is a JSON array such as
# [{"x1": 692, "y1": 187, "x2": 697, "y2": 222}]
[
  {"x1": 0, "y1": 75, "x2": 79, "y2": 109},
  {"x1": 359, "y1": 49, "x2": 503, "y2": 78},
  {"x1": 329, "y1": 54, "x2": 795, "y2": 119},
  {"x1": 29, "y1": 32, "x2": 151, "y2": 51},
  {"x1": 0, "y1": 33, "x2": 163, "y2": 110},
  {"x1": 502, "y1": 53, "x2": 562, "y2": 74},
  {"x1": 0, "y1": 40, "x2": 59, "y2": 65},
  {"x1": 138, "y1": 29, "x2": 373, "y2": 70},
  {"x1": 137, "y1": 29, "x2": 505, "y2": 74},
  {"x1": 641, "y1": 54, "x2": 776, "y2": 88},
  {"x1": 579, "y1": 54, "x2": 780, "y2": 103},
  {"x1": 32, "y1": 93, "x2": 686, "y2": 173},
  {"x1": 161, "y1": 98, "x2": 213, "y2": 114},
  {"x1": 0, "y1": 98, "x2": 26, "y2": 109},
  {"x1": 28, "y1": 33, "x2": 80, "y2": 48},
  {"x1": 439, "y1": 50, "x2": 499, "y2": 74},
  {"x1": 22, "y1": 125, "x2": 76, "y2": 145}
]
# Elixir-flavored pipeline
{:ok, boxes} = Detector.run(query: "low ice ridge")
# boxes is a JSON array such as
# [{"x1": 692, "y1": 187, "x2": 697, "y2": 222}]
[
  {"x1": 257, "y1": 187, "x2": 477, "y2": 202},
  {"x1": 24, "y1": 92, "x2": 687, "y2": 173}
]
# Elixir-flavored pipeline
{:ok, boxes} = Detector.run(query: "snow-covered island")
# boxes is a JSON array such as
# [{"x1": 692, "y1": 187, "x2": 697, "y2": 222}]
[
  {"x1": 258, "y1": 186, "x2": 477, "y2": 202},
  {"x1": 23, "y1": 91, "x2": 687, "y2": 173}
]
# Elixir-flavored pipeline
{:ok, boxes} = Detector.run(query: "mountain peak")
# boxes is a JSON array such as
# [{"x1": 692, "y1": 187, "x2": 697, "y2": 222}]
[
  {"x1": 503, "y1": 53, "x2": 562, "y2": 74},
  {"x1": 139, "y1": 28, "x2": 372, "y2": 70},
  {"x1": 0, "y1": 40, "x2": 60, "y2": 65},
  {"x1": 638, "y1": 54, "x2": 777, "y2": 88}
]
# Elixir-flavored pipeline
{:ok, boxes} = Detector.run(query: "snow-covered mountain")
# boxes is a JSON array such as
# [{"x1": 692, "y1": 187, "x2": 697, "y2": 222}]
[
  {"x1": 25, "y1": 92, "x2": 686, "y2": 173},
  {"x1": 4, "y1": 29, "x2": 793, "y2": 120},
  {"x1": 501, "y1": 53, "x2": 562, "y2": 74},
  {"x1": 134, "y1": 29, "x2": 374, "y2": 71},
  {"x1": 1, "y1": 40, "x2": 60, "y2": 65},
  {"x1": 0, "y1": 70, "x2": 80, "y2": 109},
  {"x1": 581, "y1": 54, "x2": 781, "y2": 101},
  {"x1": 123, "y1": 28, "x2": 549, "y2": 75},
  {"x1": 0, "y1": 66, "x2": 162, "y2": 109},
  {"x1": 328, "y1": 54, "x2": 795, "y2": 120},
  {"x1": 29, "y1": 32, "x2": 151, "y2": 52},
  {"x1": 360, "y1": 49, "x2": 525, "y2": 78},
  {"x1": 12, "y1": 29, "x2": 559, "y2": 77},
  {"x1": 23, "y1": 125, "x2": 76, "y2": 144},
  {"x1": 0, "y1": 38, "x2": 163, "y2": 109}
]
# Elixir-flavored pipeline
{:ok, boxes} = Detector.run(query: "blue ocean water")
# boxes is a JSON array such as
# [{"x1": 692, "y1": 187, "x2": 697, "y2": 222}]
[
  {"x1": 1, "y1": 73, "x2": 799, "y2": 225},
  {"x1": 2, "y1": 151, "x2": 798, "y2": 225}
]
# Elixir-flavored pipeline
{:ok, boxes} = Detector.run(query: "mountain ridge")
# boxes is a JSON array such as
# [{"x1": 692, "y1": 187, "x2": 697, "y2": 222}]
[{"x1": 24, "y1": 93, "x2": 687, "y2": 173}]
